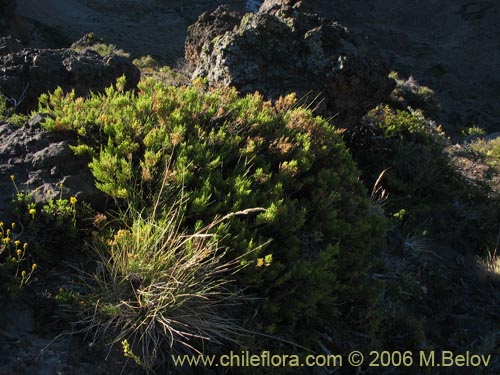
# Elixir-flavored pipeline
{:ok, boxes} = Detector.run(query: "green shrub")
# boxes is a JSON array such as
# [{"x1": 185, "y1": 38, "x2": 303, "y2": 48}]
[
  {"x1": 38, "y1": 78, "x2": 385, "y2": 343},
  {"x1": 388, "y1": 72, "x2": 439, "y2": 115},
  {"x1": 351, "y1": 106, "x2": 455, "y2": 220},
  {"x1": 469, "y1": 136, "x2": 500, "y2": 170},
  {"x1": 350, "y1": 105, "x2": 500, "y2": 256},
  {"x1": 0, "y1": 93, "x2": 8, "y2": 116}
]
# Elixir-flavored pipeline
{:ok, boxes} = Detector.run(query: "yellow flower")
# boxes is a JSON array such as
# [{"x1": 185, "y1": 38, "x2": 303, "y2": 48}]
[
  {"x1": 32, "y1": 264, "x2": 38, "y2": 271},
  {"x1": 11, "y1": 223, "x2": 15, "y2": 230},
  {"x1": 23, "y1": 243, "x2": 28, "y2": 250},
  {"x1": 14, "y1": 240, "x2": 21, "y2": 247},
  {"x1": 256, "y1": 258, "x2": 264, "y2": 267},
  {"x1": 16, "y1": 249, "x2": 22, "y2": 257},
  {"x1": 21, "y1": 270, "x2": 27, "y2": 278},
  {"x1": 70, "y1": 196, "x2": 77, "y2": 205},
  {"x1": 29, "y1": 208, "x2": 36, "y2": 216},
  {"x1": 2, "y1": 238, "x2": 9, "y2": 245},
  {"x1": 10, "y1": 175, "x2": 15, "y2": 181}
]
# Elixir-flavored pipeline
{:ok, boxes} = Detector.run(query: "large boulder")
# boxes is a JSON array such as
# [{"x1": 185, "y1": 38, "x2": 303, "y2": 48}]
[
  {"x1": 185, "y1": 5, "x2": 242, "y2": 69},
  {"x1": 188, "y1": 4, "x2": 394, "y2": 127},
  {"x1": 0, "y1": 47, "x2": 140, "y2": 112},
  {"x1": 0, "y1": 115, "x2": 105, "y2": 221}
]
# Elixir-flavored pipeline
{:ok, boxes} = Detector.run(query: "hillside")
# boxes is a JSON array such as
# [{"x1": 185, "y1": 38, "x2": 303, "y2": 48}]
[{"x1": 1, "y1": 1, "x2": 499, "y2": 374}]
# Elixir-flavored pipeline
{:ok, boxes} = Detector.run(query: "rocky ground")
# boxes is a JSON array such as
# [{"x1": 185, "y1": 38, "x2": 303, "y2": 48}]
[{"x1": 15, "y1": 0, "x2": 255, "y2": 63}]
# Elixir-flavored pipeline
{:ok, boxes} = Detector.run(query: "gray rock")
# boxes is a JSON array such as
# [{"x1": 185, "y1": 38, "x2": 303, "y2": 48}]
[
  {"x1": 0, "y1": 116, "x2": 105, "y2": 221},
  {"x1": 0, "y1": 47, "x2": 140, "y2": 112},
  {"x1": 188, "y1": 5, "x2": 394, "y2": 127},
  {"x1": 260, "y1": 0, "x2": 317, "y2": 14},
  {"x1": 185, "y1": 5, "x2": 242, "y2": 69}
]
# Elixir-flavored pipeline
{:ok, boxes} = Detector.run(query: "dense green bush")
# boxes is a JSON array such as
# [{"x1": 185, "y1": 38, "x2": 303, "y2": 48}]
[
  {"x1": 38, "y1": 78, "x2": 385, "y2": 343},
  {"x1": 350, "y1": 106, "x2": 455, "y2": 219}
]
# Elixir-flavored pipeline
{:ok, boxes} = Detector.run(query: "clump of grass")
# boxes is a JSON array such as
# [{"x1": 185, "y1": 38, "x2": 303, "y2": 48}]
[
  {"x1": 476, "y1": 249, "x2": 500, "y2": 284},
  {"x1": 75, "y1": 183, "x2": 264, "y2": 370}
]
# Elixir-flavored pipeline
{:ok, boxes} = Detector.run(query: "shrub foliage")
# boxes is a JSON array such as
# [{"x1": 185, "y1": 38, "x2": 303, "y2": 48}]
[{"x1": 38, "y1": 77, "x2": 384, "y2": 342}]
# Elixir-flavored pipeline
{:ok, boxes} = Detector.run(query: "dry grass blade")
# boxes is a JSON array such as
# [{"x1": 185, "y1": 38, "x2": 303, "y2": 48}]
[{"x1": 371, "y1": 167, "x2": 390, "y2": 204}]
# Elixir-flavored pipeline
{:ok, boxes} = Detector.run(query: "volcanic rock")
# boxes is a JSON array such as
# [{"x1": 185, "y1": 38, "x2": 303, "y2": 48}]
[
  {"x1": 0, "y1": 115, "x2": 105, "y2": 221},
  {"x1": 0, "y1": 47, "x2": 140, "y2": 112},
  {"x1": 185, "y1": 5, "x2": 242, "y2": 68},
  {"x1": 188, "y1": 4, "x2": 394, "y2": 127}
]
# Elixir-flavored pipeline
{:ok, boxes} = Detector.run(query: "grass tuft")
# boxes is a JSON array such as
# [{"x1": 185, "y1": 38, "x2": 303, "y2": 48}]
[{"x1": 74, "y1": 177, "x2": 264, "y2": 370}]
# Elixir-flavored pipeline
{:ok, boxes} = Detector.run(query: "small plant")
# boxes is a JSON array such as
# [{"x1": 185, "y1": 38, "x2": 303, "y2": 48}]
[
  {"x1": 469, "y1": 136, "x2": 500, "y2": 170},
  {"x1": 12, "y1": 179, "x2": 78, "y2": 226},
  {"x1": 0, "y1": 221, "x2": 37, "y2": 288},
  {"x1": 351, "y1": 105, "x2": 456, "y2": 227},
  {"x1": 463, "y1": 126, "x2": 486, "y2": 137},
  {"x1": 55, "y1": 287, "x2": 79, "y2": 304},
  {"x1": 0, "y1": 90, "x2": 29, "y2": 125},
  {"x1": 388, "y1": 71, "x2": 439, "y2": 115},
  {"x1": 133, "y1": 55, "x2": 160, "y2": 70},
  {"x1": 122, "y1": 339, "x2": 146, "y2": 369},
  {"x1": 71, "y1": 33, "x2": 130, "y2": 58},
  {"x1": 10, "y1": 176, "x2": 83, "y2": 257}
]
